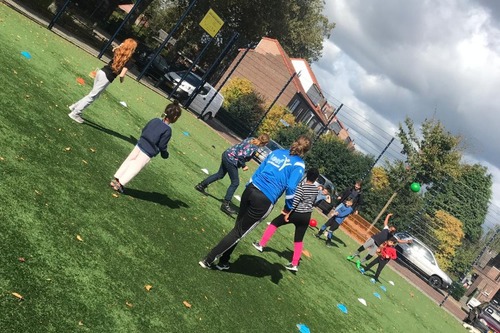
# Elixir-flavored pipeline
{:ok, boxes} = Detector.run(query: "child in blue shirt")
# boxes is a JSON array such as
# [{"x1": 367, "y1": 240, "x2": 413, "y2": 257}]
[{"x1": 315, "y1": 198, "x2": 354, "y2": 247}]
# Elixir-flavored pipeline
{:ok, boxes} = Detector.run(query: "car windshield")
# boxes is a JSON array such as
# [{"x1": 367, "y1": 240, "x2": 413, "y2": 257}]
[
  {"x1": 485, "y1": 306, "x2": 500, "y2": 323},
  {"x1": 176, "y1": 71, "x2": 202, "y2": 86}
]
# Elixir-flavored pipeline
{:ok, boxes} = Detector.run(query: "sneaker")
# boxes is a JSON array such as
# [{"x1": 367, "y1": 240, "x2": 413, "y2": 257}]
[
  {"x1": 356, "y1": 260, "x2": 362, "y2": 270},
  {"x1": 194, "y1": 183, "x2": 207, "y2": 194},
  {"x1": 221, "y1": 201, "x2": 237, "y2": 215},
  {"x1": 252, "y1": 241, "x2": 263, "y2": 252},
  {"x1": 68, "y1": 111, "x2": 84, "y2": 124},
  {"x1": 359, "y1": 268, "x2": 365, "y2": 274},
  {"x1": 370, "y1": 278, "x2": 377, "y2": 284},
  {"x1": 215, "y1": 262, "x2": 230, "y2": 271},
  {"x1": 325, "y1": 239, "x2": 333, "y2": 247},
  {"x1": 347, "y1": 255, "x2": 355, "y2": 261},
  {"x1": 314, "y1": 232, "x2": 322, "y2": 239},
  {"x1": 198, "y1": 260, "x2": 212, "y2": 269},
  {"x1": 285, "y1": 263, "x2": 298, "y2": 272}
]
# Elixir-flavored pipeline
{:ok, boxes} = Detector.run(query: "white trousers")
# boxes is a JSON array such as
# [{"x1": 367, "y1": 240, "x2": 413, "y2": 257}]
[
  {"x1": 114, "y1": 146, "x2": 151, "y2": 186},
  {"x1": 69, "y1": 70, "x2": 110, "y2": 115}
]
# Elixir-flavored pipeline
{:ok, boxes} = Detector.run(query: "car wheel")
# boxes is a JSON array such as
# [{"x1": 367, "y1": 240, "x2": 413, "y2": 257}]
[
  {"x1": 201, "y1": 112, "x2": 212, "y2": 121},
  {"x1": 428, "y1": 275, "x2": 442, "y2": 289}
]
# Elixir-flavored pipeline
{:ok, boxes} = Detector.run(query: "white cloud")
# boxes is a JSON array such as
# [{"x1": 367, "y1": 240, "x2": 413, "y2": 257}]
[{"x1": 315, "y1": 0, "x2": 500, "y2": 227}]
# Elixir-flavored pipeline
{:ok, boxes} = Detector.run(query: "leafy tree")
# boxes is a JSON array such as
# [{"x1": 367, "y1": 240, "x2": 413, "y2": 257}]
[
  {"x1": 273, "y1": 123, "x2": 313, "y2": 148},
  {"x1": 430, "y1": 164, "x2": 492, "y2": 241},
  {"x1": 397, "y1": 117, "x2": 462, "y2": 185},
  {"x1": 432, "y1": 210, "x2": 465, "y2": 271},
  {"x1": 143, "y1": 0, "x2": 334, "y2": 64},
  {"x1": 220, "y1": 78, "x2": 266, "y2": 129},
  {"x1": 257, "y1": 105, "x2": 296, "y2": 138},
  {"x1": 371, "y1": 167, "x2": 390, "y2": 190}
]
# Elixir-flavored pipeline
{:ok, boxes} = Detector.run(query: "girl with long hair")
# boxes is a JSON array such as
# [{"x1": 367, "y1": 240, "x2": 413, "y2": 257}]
[
  {"x1": 199, "y1": 135, "x2": 312, "y2": 271},
  {"x1": 68, "y1": 38, "x2": 138, "y2": 123}
]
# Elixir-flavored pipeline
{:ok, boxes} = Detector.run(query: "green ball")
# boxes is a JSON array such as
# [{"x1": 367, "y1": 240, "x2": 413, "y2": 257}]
[{"x1": 410, "y1": 182, "x2": 421, "y2": 192}]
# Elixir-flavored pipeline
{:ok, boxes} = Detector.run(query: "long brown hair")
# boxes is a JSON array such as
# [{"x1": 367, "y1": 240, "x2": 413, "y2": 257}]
[
  {"x1": 111, "y1": 38, "x2": 137, "y2": 74},
  {"x1": 289, "y1": 135, "x2": 311, "y2": 157},
  {"x1": 251, "y1": 133, "x2": 270, "y2": 147}
]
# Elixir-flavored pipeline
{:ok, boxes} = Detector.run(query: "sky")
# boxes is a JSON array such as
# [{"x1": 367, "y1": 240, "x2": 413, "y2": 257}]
[{"x1": 312, "y1": 0, "x2": 500, "y2": 230}]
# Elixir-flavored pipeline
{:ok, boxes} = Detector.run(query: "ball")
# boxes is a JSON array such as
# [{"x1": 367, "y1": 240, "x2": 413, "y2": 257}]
[
  {"x1": 309, "y1": 219, "x2": 318, "y2": 227},
  {"x1": 410, "y1": 182, "x2": 421, "y2": 192}
]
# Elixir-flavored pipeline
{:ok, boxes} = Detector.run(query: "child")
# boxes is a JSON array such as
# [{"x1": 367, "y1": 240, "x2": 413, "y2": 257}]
[
  {"x1": 315, "y1": 198, "x2": 354, "y2": 247},
  {"x1": 252, "y1": 168, "x2": 320, "y2": 272},
  {"x1": 195, "y1": 134, "x2": 270, "y2": 215},
  {"x1": 360, "y1": 237, "x2": 398, "y2": 283},
  {"x1": 347, "y1": 213, "x2": 411, "y2": 269},
  {"x1": 110, "y1": 101, "x2": 182, "y2": 192},
  {"x1": 68, "y1": 38, "x2": 138, "y2": 123},
  {"x1": 199, "y1": 135, "x2": 311, "y2": 271}
]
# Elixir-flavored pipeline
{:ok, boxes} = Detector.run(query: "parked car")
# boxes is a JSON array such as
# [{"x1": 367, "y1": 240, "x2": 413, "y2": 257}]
[
  {"x1": 253, "y1": 139, "x2": 284, "y2": 163},
  {"x1": 188, "y1": 84, "x2": 224, "y2": 120},
  {"x1": 164, "y1": 70, "x2": 203, "y2": 99},
  {"x1": 466, "y1": 302, "x2": 500, "y2": 333},
  {"x1": 135, "y1": 51, "x2": 171, "y2": 81},
  {"x1": 394, "y1": 232, "x2": 453, "y2": 289}
]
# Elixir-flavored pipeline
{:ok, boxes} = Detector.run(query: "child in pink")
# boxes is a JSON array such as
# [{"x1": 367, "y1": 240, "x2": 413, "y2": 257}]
[{"x1": 252, "y1": 168, "x2": 320, "y2": 272}]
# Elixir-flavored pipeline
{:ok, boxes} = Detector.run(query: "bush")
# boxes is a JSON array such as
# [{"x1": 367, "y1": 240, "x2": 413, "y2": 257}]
[{"x1": 449, "y1": 281, "x2": 466, "y2": 301}]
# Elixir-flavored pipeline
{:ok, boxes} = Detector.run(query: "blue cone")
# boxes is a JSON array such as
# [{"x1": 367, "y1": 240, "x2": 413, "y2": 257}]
[
  {"x1": 183, "y1": 131, "x2": 190, "y2": 136},
  {"x1": 374, "y1": 292, "x2": 381, "y2": 299},
  {"x1": 337, "y1": 303, "x2": 348, "y2": 314},
  {"x1": 380, "y1": 285, "x2": 387, "y2": 292},
  {"x1": 21, "y1": 51, "x2": 32, "y2": 59},
  {"x1": 296, "y1": 323, "x2": 310, "y2": 333}
]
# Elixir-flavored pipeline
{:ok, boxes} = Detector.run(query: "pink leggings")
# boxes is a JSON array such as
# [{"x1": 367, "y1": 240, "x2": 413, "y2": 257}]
[{"x1": 114, "y1": 145, "x2": 151, "y2": 186}]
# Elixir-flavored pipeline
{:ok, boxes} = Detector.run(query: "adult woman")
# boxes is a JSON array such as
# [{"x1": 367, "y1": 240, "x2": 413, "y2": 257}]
[
  {"x1": 199, "y1": 135, "x2": 312, "y2": 271},
  {"x1": 68, "y1": 38, "x2": 138, "y2": 123}
]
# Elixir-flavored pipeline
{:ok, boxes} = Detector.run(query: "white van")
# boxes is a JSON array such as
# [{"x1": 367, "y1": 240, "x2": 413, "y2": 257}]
[
  {"x1": 164, "y1": 70, "x2": 223, "y2": 120},
  {"x1": 188, "y1": 83, "x2": 224, "y2": 120}
]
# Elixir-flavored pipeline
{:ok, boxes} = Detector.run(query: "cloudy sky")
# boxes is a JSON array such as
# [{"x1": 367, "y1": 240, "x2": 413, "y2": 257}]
[{"x1": 312, "y1": 0, "x2": 500, "y2": 229}]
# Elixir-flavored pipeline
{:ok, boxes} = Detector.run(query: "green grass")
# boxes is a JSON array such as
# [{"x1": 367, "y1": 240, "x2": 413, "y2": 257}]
[{"x1": 0, "y1": 4, "x2": 466, "y2": 332}]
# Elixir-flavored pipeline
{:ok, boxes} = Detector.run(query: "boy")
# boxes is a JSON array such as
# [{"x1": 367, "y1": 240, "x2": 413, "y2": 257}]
[
  {"x1": 360, "y1": 237, "x2": 398, "y2": 283},
  {"x1": 315, "y1": 198, "x2": 354, "y2": 247}
]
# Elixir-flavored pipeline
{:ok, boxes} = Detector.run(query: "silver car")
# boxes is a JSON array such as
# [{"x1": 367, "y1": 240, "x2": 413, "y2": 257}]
[
  {"x1": 394, "y1": 232, "x2": 453, "y2": 289},
  {"x1": 253, "y1": 139, "x2": 283, "y2": 164}
]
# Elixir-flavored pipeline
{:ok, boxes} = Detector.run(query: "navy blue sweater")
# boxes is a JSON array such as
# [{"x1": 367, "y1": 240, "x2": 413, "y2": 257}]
[{"x1": 137, "y1": 118, "x2": 172, "y2": 158}]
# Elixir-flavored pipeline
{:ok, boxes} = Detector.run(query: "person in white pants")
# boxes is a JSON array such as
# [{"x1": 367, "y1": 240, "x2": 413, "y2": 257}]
[
  {"x1": 110, "y1": 101, "x2": 182, "y2": 193},
  {"x1": 68, "y1": 38, "x2": 137, "y2": 123}
]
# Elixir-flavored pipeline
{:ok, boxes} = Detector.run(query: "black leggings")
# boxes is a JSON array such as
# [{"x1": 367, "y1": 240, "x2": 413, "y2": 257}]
[
  {"x1": 364, "y1": 256, "x2": 390, "y2": 280},
  {"x1": 270, "y1": 211, "x2": 311, "y2": 242},
  {"x1": 204, "y1": 184, "x2": 273, "y2": 264}
]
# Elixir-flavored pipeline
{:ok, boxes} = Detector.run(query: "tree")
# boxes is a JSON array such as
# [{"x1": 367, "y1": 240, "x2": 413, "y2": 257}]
[
  {"x1": 257, "y1": 105, "x2": 296, "y2": 137},
  {"x1": 397, "y1": 117, "x2": 462, "y2": 185},
  {"x1": 430, "y1": 164, "x2": 492, "y2": 241},
  {"x1": 147, "y1": 0, "x2": 334, "y2": 64},
  {"x1": 273, "y1": 123, "x2": 313, "y2": 148},
  {"x1": 220, "y1": 77, "x2": 266, "y2": 129},
  {"x1": 432, "y1": 210, "x2": 465, "y2": 271}
]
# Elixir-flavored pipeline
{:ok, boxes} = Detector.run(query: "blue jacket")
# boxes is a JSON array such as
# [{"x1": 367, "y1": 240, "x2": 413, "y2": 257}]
[
  {"x1": 250, "y1": 149, "x2": 305, "y2": 210},
  {"x1": 137, "y1": 118, "x2": 172, "y2": 158},
  {"x1": 333, "y1": 203, "x2": 354, "y2": 224}
]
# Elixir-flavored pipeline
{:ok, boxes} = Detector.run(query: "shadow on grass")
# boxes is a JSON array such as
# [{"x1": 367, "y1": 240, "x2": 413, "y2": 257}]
[
  {"x1": 263, "y1": 247, "x2": 293, "y2": 261},
  {"x1": 83, "y1": 119, "x2": 137, "y2": 145},
  {"x1": 196, "y1": 191, "x2": 240, "y2": 214},
  {"x1": 124, "y1": 188, "x2": 189, "y2": 209},
  {"x1": 313, "y1": 234, "x2": 347, "y2": 248},
  {"x1": 224, "y1": 254, "x2": 285, "y2": 285}
]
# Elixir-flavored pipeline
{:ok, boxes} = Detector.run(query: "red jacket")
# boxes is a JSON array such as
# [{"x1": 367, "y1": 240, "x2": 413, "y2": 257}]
[{"x1": 380, "y1": 245, "x2": 397, "y2": 260}]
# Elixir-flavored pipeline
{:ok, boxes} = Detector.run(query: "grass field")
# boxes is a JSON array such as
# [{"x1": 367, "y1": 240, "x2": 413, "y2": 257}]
[{"x1": 0, "y1": 4, "x2": 467, "y2": 332}]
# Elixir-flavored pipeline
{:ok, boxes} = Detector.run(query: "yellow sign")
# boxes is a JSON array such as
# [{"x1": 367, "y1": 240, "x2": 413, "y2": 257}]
[{"x1": 199, "y1": 9, "x2": 224, "y2": 37}]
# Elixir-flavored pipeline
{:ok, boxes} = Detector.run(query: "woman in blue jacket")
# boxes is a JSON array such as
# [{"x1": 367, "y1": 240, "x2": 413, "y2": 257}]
[{"x1": 199, "y1": 135, "x2": 312, "y2": 271}]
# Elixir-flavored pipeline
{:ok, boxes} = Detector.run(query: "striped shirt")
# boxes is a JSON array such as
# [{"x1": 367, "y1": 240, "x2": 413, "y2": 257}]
[{"x1": 290, "y1": 182, "x2": 318, "y2": 213}]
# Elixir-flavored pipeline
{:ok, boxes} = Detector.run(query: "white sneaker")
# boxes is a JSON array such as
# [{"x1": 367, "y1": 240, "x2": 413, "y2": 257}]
[
  {"x1": 252, "y1": 241, "x2": 263, "y2": 252},
  {"x1": 68, "y1": 111, "x2": 84, "y2": 124},
  {"x1": 285, "y1": 263, "x2": 298, "y2": 272}
]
